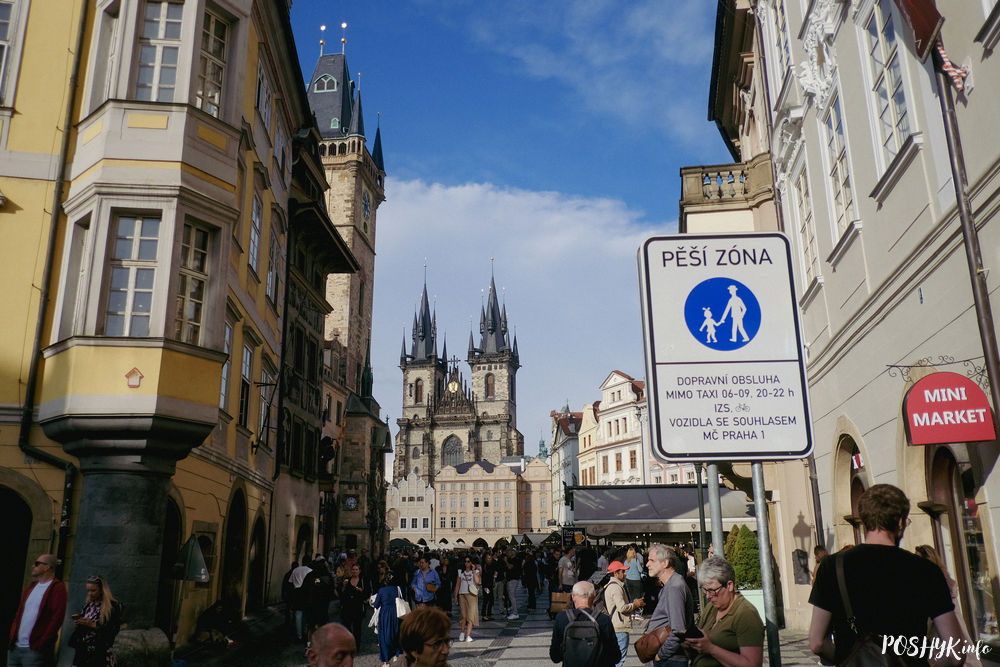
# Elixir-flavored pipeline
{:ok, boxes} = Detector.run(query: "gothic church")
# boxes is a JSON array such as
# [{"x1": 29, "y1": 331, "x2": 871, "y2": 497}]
[{"x1": 393, "y1": 276, "x2": 524, "y2": 483}]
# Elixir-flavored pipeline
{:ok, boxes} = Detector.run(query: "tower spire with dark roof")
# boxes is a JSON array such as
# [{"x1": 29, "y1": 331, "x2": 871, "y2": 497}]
[
  {"x1": 410, "y1": 281, "x2": 436, "y2": 361},
  {"x1": 372, "y1": 124, "x2": 385, "y2": 172}
]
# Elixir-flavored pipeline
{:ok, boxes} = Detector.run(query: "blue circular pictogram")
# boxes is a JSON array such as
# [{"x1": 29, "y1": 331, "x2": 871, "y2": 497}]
[{"x1": 683, "y1": 277, "x2": 761, "y2": 350}]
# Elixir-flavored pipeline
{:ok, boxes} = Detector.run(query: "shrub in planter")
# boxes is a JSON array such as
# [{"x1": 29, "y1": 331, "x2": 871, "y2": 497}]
[
  {"x1": 732, "y1": 525, "x2": 761, "y2": 590},
  {"x1": 724, "y1": 528, "x2": 740, "y2": 562}
]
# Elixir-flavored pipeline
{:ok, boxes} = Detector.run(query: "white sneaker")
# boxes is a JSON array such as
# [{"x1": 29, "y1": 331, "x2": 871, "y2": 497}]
[
  {"x1": 507, "y1": 613, "x2": 519, "y2": 620},
  {"x1": 466, "y1": 634, "x2": 473, "y2": 642},
  {"x1": 459, "y1": 632, "x2": 466, "y2": 641}
]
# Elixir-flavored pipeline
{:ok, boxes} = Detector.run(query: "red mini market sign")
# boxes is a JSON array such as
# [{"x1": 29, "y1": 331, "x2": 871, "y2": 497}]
[{"x1": 904, "y1": 372, "x2": 996, "y2": 445}]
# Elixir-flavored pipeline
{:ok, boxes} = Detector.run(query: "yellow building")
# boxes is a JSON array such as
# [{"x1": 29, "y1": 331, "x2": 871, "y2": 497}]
[{"x1": 0, "y1": 0, "x2": 361, "y2": 657}]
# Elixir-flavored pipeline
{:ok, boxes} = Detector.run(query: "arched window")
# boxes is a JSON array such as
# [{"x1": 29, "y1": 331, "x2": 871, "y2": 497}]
[
  {"x1": 485, "y1": 373, "x2": 495, "y2": 398},
  {"x1": 313, "y1": 74, "x2": 337, "y2": 92},
  {"x1": 338, "y1": 143, "x2": 346, "y2": 155},
  {"x1": 414, "y1": 379, "x2": 423, "y2": 404},
  {"x1": 442, "y1": 435, "x2": 462, "y2": 468},
  {"x1": 319, "y1": 143, "x2": 327, "y2": 156},
  {"x1": 412, "y1": 447, "x2": 419, "y2": 459}
]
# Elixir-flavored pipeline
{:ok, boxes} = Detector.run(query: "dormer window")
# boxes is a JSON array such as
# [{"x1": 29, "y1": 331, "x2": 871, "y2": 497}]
[
  {"x1": 314, "y1": 74, "x2": 337, "y2": 92},
  {"x1": 330, "y1": 118, "x2": 339, "y2": 130}
]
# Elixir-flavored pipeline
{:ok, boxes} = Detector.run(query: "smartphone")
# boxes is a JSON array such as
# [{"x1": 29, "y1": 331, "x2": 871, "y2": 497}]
[
  {"x1": 679, "y1": 627, "x2": 704, "y2": 640},
  {"x1": 71, "y1": 613, "x2": 82, "y2": 620}
]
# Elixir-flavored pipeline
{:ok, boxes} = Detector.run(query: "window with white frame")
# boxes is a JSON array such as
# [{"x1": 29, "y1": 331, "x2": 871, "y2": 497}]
[
  {"x1": 473, "y1": 516, "x2": 479, "y2": 529},
  {"x1": 793, "y1": 166, "x2": 820, "y2": 286},
  {"x1": 136, "y1": 1, "x2": 182, "y2": 102},
  {"x1": 494, "y1": 515, "x2": 500, "y2": 528},
  {"x1": 259, "y1": 363, "x2": 274, "y2": 440},
  {"x1": 423, "y1": 517, "x2": 429, "y2": 529},
  {"x1": 313, "y1": 74, "x2": 336, "y2": 92},
  {"x1": 504, "y1": 516, "x2": 511, "y2": 528},
  {"x1": 255, "y1": 61, "x2": 273, "y2": 131},
  {"x1": 460, "y1": 516, "x2": 466, "y2": 529},
  {"x1": 823, "y1": 94, "x2": 856, "y2": 236},
  {"x1": 773, "y1": 0, "x2": 792, "y2": 79},
  {"x1": 440, "y1": 516, "x2": 445, "y2": 529},
  {"x1": 194, "y1": 9, "x2": 227, "y2": 117},
  {"x1": 450, "y1": 517, "x2": 456, "y2": 529},
  {"x1": 400, "y1": 518, "x2": 406, "y2": 530},
  {"x1": 0, "y1": 1, "x2": 14, "y2": 97},
  {"x1": 238, "y1": 343, "x2": 253, "y2": 427},
  {"x1": 219, "y1": 320, "x2": 232, "y2": 409},
  {"x1": 865, "y1": 0, "x2": 910, "y2": 164},
  {"x1": 105, "y1": 215, "x2": 159, "y2": 336},
  {"x1": 175, "y1": 222, "x2": 209, "y2": 344},
  {"x1": 410, "y1": 518, "x2": 417, "y2": 529},
  {"x1": 265, "y1": 229, "x2": 279, "y2": 302},
  {"x1": 249, "y1": 194, "x2": 262, "y2": 272}
]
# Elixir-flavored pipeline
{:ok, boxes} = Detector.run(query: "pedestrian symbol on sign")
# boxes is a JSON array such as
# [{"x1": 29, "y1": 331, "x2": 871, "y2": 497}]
[{"x1": 683, "y1": 277, "x2": 761, "y2": 350}]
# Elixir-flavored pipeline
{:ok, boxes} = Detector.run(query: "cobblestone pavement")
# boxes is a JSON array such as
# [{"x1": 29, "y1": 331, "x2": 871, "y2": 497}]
[{"x1": 183, "y1": 586, "x2": 816, "y2": 667}]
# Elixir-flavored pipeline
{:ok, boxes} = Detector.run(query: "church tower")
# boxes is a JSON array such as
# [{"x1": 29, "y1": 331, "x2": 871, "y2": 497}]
[
  {"x1": 468, "y1": 275, "x2": 523, "y2": 462},
  {"x1": 307, "y1": 52, "x2": 386, "y2": 393},
  {"x1": 394, "y1": 272, "x2": 523, "y2": 485}
]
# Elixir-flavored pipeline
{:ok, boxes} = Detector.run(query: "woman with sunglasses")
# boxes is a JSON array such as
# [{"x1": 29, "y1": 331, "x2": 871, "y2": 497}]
[
  {"x1": 389, "y1": 605, "x2": 452, "y2": 667},
  {"x1": 69, "y1": 575, "x2": 123, "y2": 667},
  {"x1": 454, "y1": 556, "x2": 481, "y2": 642},
  {"x1": 683, "y1": 556, "x2": 763, "y2": 667}
]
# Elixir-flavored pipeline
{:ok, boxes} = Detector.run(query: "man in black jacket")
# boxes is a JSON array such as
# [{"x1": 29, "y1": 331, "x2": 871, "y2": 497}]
[{"x1": 549, "y1": 581, "x2": 621, "y2": 667}]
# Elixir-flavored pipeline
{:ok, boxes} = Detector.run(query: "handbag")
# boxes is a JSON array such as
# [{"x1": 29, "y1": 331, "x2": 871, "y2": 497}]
[
  {"x1": 395, "y1": 587, "x2": 411, "y2": 618},
  {"x1": 635, "y1": 625, "x2": 672, "y2": 663},
  {"x1": 834, "y1": 553, "x2": 906, "y2": 667}
]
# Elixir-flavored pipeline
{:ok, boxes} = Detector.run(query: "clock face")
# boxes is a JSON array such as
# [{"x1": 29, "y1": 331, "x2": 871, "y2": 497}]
[
  {"x1": 362, "y1": 191, "x2": 371, "y2": 221},
  {"x1": 448, "y1": 380, "x2": 459, "y2": 393},
  {"x1": 345, "y1": 496, "x2": 359, "y2": 510}
]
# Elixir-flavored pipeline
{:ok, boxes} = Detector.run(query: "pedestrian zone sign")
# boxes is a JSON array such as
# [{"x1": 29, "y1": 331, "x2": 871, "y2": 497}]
[{"x1": 637, "y1": 233, "x2": 812, "y2": 461}]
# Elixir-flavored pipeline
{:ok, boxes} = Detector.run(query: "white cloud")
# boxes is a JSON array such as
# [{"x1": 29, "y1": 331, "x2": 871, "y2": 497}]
[{"x1": 371, "y1": 178, "x2": 675, "y2": 467}]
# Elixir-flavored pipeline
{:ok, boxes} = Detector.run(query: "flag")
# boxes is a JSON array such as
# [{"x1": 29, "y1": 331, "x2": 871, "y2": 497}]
[
  {"x1": 851, "y1": 453, "x2": 864, "y2": 470},
  {"x1": 892, "y1": 0, "x2": 943, "y2": 62}
]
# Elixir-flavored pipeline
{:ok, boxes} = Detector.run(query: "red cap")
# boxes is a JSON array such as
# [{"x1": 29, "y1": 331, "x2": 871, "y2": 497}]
[{"x1": 608, "y1": 561, "x2": 629, "y2": 573}]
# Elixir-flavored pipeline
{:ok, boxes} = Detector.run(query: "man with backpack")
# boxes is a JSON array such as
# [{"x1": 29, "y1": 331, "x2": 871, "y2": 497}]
[
  {"x1": 604, "y1": 561, "x2": 646, "y2": 667},
  {"x1": 549, "y1": 581, "x2": 621, "y2": 667}
]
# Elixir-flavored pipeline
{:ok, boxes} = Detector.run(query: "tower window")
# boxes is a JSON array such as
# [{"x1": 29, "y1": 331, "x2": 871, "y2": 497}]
[
  {"x1": 485, "y1": 373, "x2": 495, "y2": 399},
  {"x1": 414, "y1": 379, "x2": 423, "y2": 404},
  {"x1": 314, "y1": 74, "x2": 337, "y2": 92},
  {"x1": 330, "y1": 118, "x2": 339, "y2": 130}
]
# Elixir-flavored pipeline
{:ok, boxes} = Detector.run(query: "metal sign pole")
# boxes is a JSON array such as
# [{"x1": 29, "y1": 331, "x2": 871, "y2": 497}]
[
  {"x1": 696, "y1": 462, "x2": 708, "y2": 561},
  {"x1": 707, "y1": 463, "x2": 725, "y2": 556},
  {"x1": 752, "y1": 462, "x2": 781, "y2": 667}
]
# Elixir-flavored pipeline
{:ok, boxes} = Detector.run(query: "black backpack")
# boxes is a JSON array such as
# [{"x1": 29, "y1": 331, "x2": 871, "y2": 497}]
[
  {"x1": 562, "y1": 608, "x2": 602, "y2": 667},
  {"x1": 592, "y1": 579, "x2": 620, "y2": 617}
]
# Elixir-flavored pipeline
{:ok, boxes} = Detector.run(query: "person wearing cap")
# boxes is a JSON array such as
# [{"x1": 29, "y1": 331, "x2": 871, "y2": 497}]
[
  {"x1": 605, "y1": 560, "x2": 645, "y2": 667},
  {"x1": 8, "y1": 554, "x2": 68, "y2": 666}
]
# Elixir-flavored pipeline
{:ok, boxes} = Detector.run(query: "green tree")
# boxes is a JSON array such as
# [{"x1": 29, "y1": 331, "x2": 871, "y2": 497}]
[{"x1": 732, "y1": 525, "x2": 761, "y2": 589}]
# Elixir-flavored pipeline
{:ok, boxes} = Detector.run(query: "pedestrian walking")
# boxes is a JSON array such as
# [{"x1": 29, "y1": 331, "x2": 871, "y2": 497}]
[
  {"x1": 504, "y1": 550, "x2": 522, "y2": 620},
  {"x1": 523, "y1": 550, "x2": 539, "y2": 610},
  {"x1": 435, "y1": 559, "x2": 454, "y2": 613},
  {"x1": 548, "y1": 581, "x2": 620, "y2": 667},
  {"x1": 7, "y1": 554, "x2": 68, "y2": 667},
  {"x1": 808, "y1": 484, "x2": 964, "y2": 667},
  {"x1": 557, "y1": 547, "x2": 576, "y2": 593},
  {"x1": 479, "y1": 552, "x2": 497, "y2": 621},
  {"x1": 645, "y1": 544, "x2": 694, "y2": 667},
  {"x1": 411, "y1": 556, "x2": 440, "y2": 608},
  {"x1": 289, "y1": 559, "x2": 314, "y2": 642},
  {"x1": 307, "y1": 557, "x2": 336, "y2": 642},
  {"x1": 281, "y1": 560, "x2": 298, "y2": 637},
  {"x1": 454, "y1": 556, "x2": 481, "y2": 642},
  {"x1": 372, "y1": 573, "x2": 404, "y2": 666},
  {"x1": 624, "y1": 546, "x2": 644, "y2": 603},
  {"x1": 339, "y1": 563, "x2": 369, "y2": 650},
  {"x1": 604, "y1": 561, "x2": 645, "y2": 667},
  {"x1": 68, "y1": 575, "x2": 122, "y2": 667}
]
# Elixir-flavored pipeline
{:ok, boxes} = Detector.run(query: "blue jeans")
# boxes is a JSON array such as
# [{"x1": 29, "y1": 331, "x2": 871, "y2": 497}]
[
  {"x1": 294, "y1": 609, "x2": 305, "y2": 639},
  {"x1": 8, "y1": 646, "x2": 47, "y2": 667},
  {"x1": 654, "y1": 658, "x2": 690, "y2": 667},
  {"x1": 615, "y1": 631, "x2": 629, "y2": 667}
]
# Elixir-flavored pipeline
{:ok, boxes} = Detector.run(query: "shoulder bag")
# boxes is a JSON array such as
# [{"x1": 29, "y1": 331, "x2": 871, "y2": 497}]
[
  {"x1": 395, "y1": 587, "x2": 412, "y2": 618},
  {"x1": 635, "y1": 624, "x2": 671, "y2": 663},
  {"x1": 834, "y1": 553, "x2": 905, "y2": 667}
]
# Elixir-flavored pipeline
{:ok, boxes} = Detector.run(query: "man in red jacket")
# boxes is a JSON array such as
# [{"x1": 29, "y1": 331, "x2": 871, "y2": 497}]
[{"x1": 8, "y1": 554, "x2": 68, "y2": 666}]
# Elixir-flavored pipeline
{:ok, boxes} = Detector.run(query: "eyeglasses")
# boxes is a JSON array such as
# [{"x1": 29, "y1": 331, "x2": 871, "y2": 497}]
[
  {"x1": 702, "y1": 585, "x2": 726, "y2": 597},
  {"x1": 424, "y1": 638, "x2": 452, "y2": 650},
  {"x1": 34, "y1": 561, "x2": 50, "y2": 568}
]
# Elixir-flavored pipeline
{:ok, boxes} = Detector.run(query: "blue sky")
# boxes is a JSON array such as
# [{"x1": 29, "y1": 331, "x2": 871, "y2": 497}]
[{"x1": 289, "y1": 2, "x2": 733, "y2": 455}]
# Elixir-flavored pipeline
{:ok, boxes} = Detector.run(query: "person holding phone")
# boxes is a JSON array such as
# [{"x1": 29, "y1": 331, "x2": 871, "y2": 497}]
[
  {"x1": 605, "y1": 561, "x2": 646, "y2": 667},
  {"x1": 69, "y1": 575, "x2": 122, "y2": 667},
  {"x1": 683, "y1": 557, "x2": 763, "y2": 667}
]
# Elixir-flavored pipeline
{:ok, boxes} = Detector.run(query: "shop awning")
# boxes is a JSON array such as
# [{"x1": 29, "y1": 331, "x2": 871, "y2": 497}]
[{"x1": 570, "y1": 485, "x2": 755, "y2": 537}]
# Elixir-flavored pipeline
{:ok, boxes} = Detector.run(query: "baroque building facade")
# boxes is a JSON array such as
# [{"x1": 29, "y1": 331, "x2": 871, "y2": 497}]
[{"x1": 393, "y1": 275, "x2": 524, "y2": 485}]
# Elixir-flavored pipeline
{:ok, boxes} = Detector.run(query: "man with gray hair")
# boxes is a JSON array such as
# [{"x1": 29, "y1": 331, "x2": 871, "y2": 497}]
[
  {"x1": 549, "y1": 581, "x2": 621, "y2": 666},
  {"x1": 645, "y1": 544, "x2": 694, "y2": 667}
]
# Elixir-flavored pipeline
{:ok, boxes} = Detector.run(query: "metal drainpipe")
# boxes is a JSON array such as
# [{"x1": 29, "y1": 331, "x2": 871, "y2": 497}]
[
  {"x1": 17, "y1": 0, "x2": 89, "y2": 576},
  {"x1": 750, "y1": 0, "x2": 826, "y2": 545}
]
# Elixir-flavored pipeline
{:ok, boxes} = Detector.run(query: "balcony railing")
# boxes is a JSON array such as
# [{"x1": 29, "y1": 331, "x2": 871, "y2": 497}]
[{"x1": 679, "y1": 153, "x2": 773, "y2": 208}]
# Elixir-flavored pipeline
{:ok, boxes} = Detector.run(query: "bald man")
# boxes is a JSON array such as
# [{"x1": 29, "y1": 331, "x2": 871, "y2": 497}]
[{"x1": 307, "y1": 622, "x2": 357, "y2": 667}]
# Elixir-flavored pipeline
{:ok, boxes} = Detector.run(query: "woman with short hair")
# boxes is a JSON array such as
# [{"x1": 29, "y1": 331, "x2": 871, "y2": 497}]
[
  {"x1": 390, "y1": 605, "x2": 452, "y2": 667},
  {"x1": 683, "y1": 556, "x2": 764, "y2": 667}
]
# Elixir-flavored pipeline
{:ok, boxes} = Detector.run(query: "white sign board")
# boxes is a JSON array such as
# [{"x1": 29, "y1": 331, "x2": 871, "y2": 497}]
[{"x1": 637, "y1": 233, "x2": 812, "y2": 461}]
